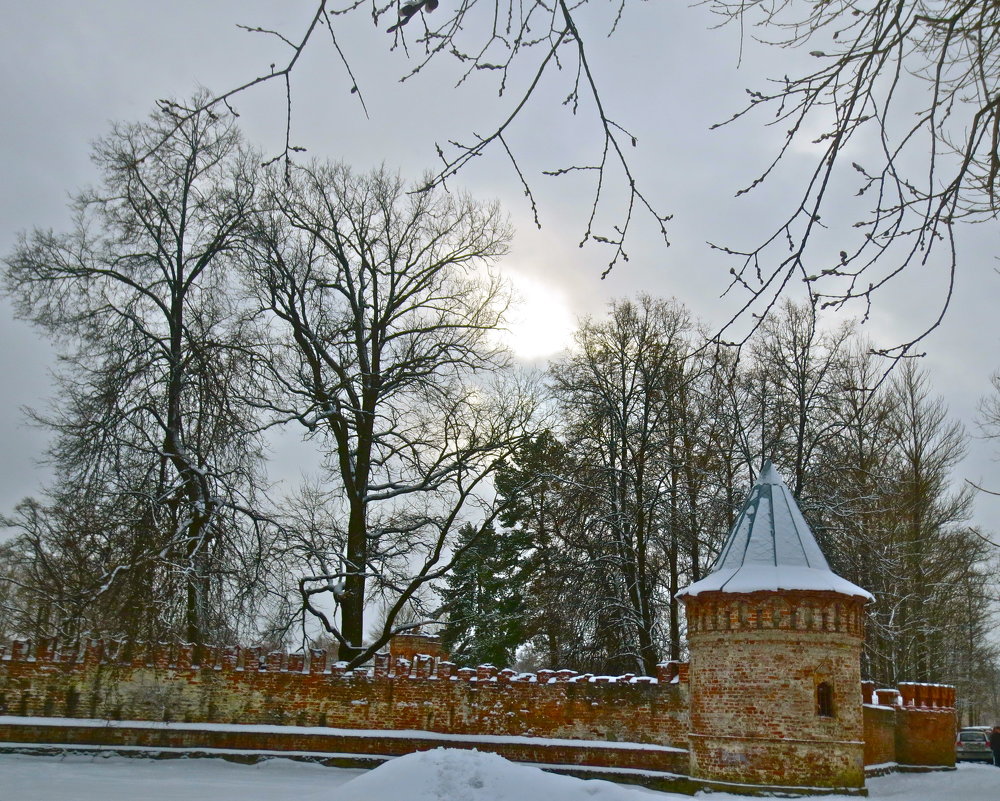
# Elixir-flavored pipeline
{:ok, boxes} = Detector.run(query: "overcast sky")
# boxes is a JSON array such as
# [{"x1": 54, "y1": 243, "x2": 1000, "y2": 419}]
[{"x1": 2, "y1": 2, "x2": 999, "y2": 533}]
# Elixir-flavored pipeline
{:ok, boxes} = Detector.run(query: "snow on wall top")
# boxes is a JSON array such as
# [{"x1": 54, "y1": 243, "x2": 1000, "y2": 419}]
[{"x1": 677, "y1": 461, "x2": 872, "y2": 600}]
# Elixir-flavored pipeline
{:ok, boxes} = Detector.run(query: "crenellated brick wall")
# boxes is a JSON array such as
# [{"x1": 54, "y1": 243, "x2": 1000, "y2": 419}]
[
  {"x1": 0, "y1": 637, "x2": 689, "y2": 752},
  {"x1": 862, "y1": 683, "x2": 957, "y2": 770},
  {"x1": 0, "y1": 635, "x2": 957, "y2": 787}
]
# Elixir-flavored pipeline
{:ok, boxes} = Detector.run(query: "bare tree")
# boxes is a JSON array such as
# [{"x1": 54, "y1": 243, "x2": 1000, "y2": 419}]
[
  {"x1": 709, "y1": 0, "x2": 1000, "y2": 351},
  {"x1": 748, "y1": 301, "x2": 854, "y2": 499},
  {"x1": 883, "y1": 362, "x2": 978, "y2": 680},
  {"x1": 975, "y1": 371, "x2": 1000, "y2": 511},
  {"x1": 241, "y1": 162, "x2": 537, "y2": 665},
  {"x1": 471, "y1": 293, "x2": 997, "y2": 683},
  {"x1": 549, "y1": 296, "x2": 696, "y2": 673},
  {"x1": 2, "y1": 97, "x2": 267, "y2": 646}
]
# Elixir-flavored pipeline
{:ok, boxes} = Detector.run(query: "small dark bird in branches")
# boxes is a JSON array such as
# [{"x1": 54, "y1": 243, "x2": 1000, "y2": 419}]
[{"x1": 387, "y1": 0, "x2": 439, "y2": 33}]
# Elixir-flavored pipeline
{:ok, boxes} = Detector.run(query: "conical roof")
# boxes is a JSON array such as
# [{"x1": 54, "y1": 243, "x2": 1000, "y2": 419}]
[{"x1": 677, "y1": 461, "x2": 872, "y2": 600}]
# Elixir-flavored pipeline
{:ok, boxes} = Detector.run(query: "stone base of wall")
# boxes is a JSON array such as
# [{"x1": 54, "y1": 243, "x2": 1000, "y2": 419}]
[
  {"x1": 689, "y1": 733, "x2": 865, "y2": 791},
  {"x1": 694, "y1": 777, "x2": 868, "y2": 798},
  {"x1": 0, "y1": 715, "x2": 690, "y2": 775},
  {"x1": 1, "y1": 741, "x2": 393, "y2": 770},
  {"x1": 0, "y1": 707, "x2": 960, "y2": 798}
]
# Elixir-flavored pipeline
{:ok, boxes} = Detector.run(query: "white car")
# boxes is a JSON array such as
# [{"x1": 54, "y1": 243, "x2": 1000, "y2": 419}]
[{"x1": 956, "y1": 727, "x2": 993, "y2": 763}]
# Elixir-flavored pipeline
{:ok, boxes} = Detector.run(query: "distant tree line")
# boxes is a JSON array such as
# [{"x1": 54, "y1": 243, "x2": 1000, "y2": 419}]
[{"x1": 0, "y1": 97, "x2": 997, "y2": 722}]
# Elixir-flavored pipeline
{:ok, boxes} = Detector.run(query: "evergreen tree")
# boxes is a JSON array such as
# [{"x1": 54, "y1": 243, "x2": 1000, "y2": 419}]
[
  {"x1": 495, "y1": 431, "x2": 596, "y2": 670},
  {"x1": 438, "y1": 524, "x2": 529, "y2": 668}
]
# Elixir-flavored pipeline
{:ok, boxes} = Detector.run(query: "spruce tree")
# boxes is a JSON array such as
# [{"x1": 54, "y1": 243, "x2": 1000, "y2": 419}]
[{"x1": 439, "y1": 524, "x2": 529, "y2": 668}]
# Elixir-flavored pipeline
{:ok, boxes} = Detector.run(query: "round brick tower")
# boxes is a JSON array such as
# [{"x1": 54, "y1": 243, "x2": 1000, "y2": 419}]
[{"x1": 677, "y1": 462, "x2": 872, "y2": 793}]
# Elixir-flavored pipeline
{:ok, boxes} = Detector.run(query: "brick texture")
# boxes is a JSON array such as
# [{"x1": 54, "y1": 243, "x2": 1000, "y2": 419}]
[
  {"x1": 685, "y1": 590, "x2": 868, "y2": 790},
  {"x1": 0, "y1": 633, "x2": 957, "y2": 787},
  {"x1": 892, "y1": 705, "x2": 957, "y2": 768},
  {"x1": 862, "y1": 705, "x2": 896, "y2": 766},
  {"x1": 0, "y1": 638, "x2": 688, "y2": 770}
]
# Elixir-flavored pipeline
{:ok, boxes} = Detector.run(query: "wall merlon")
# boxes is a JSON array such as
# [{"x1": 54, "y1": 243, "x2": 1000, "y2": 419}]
[
  {"x1": 875, "y1": 688, "x2": 899, "y2": 706},
  {"x1": 173, "y1": 644, "x2": 192, "y2": 669},
  {"x1": 415, "y1": 654, "x2": 434, "y2": 679},
  {"x1": 151, "y1": 643, "x2": 170, "y2": 669},
  {"x1": 82, "y1": 639, "x2": 103, "y2": 665},
  {"x1": 656, "y1": 661, "x2": 689, "y2": 684},
  {"x1": 218, "y1": 645, "x2": 236, "y2": 671},
  {"x1": 202, "y1": 645, "x2": 222, "y2": 670},
  {"x1": 105, "y1": 641, "x2": 122, "y2": 665},
  {"x1": 897, "y1": 682, "x2": 955, "y2": 709},
  {"x1": 35, "y1": 637, "x2": 57, "y2": 663},
  {"x1": 311, "y1": 649, "x2": 328, "y2": 675},
  {"x1": 240, "y1": 646, "x2": 261, "y2": 671},
  {"x1": 134, "y1": 643, "x2": 152, "y2": 668}
]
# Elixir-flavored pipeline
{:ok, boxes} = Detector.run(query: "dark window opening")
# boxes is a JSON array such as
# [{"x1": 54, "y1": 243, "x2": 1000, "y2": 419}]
[{"x1": 817, "y1": 681, "x2": 834, "y2": 717}]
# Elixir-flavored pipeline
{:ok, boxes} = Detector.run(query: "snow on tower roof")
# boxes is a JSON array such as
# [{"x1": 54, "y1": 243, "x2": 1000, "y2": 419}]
[{"x1": 677, "y1": 461, "x2": 872, "y2": 600}]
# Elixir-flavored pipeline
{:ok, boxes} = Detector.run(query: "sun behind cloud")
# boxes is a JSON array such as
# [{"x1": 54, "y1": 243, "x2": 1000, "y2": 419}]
[{"x1": 498, "y1": 268, "x2": 576, "y2": 362}]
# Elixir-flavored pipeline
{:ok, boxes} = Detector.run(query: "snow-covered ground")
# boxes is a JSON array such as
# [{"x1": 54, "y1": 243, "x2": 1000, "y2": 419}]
[{"x1": 2, "y1": 748, "x2": 997, "y2": 801}]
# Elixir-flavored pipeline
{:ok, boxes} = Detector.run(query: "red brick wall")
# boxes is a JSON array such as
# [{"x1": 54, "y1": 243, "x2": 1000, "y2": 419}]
[
  {"x1": 893, "y1": 706, "x2": 957, "y2": 768},
  {"x1": 389, "y1": 632, "x2": 446, "y2": 664},
  {"x1": 861, "y1": 696, "x2": 957, "y2": 770},
  {"x1": 862, "y1": 705, "x2": 896, "y2": 766},
  {"x1": 0, "y1": 639, "x2": 689, "y2": 753},
  {"x1": 0, "y1": 637, "x2": 957, "y2": 783}
]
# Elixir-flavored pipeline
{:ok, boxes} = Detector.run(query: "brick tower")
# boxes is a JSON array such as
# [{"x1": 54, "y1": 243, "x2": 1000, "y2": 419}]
[{"x1": 677, "y1": 462, "x2": 872, "y2": 793}]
